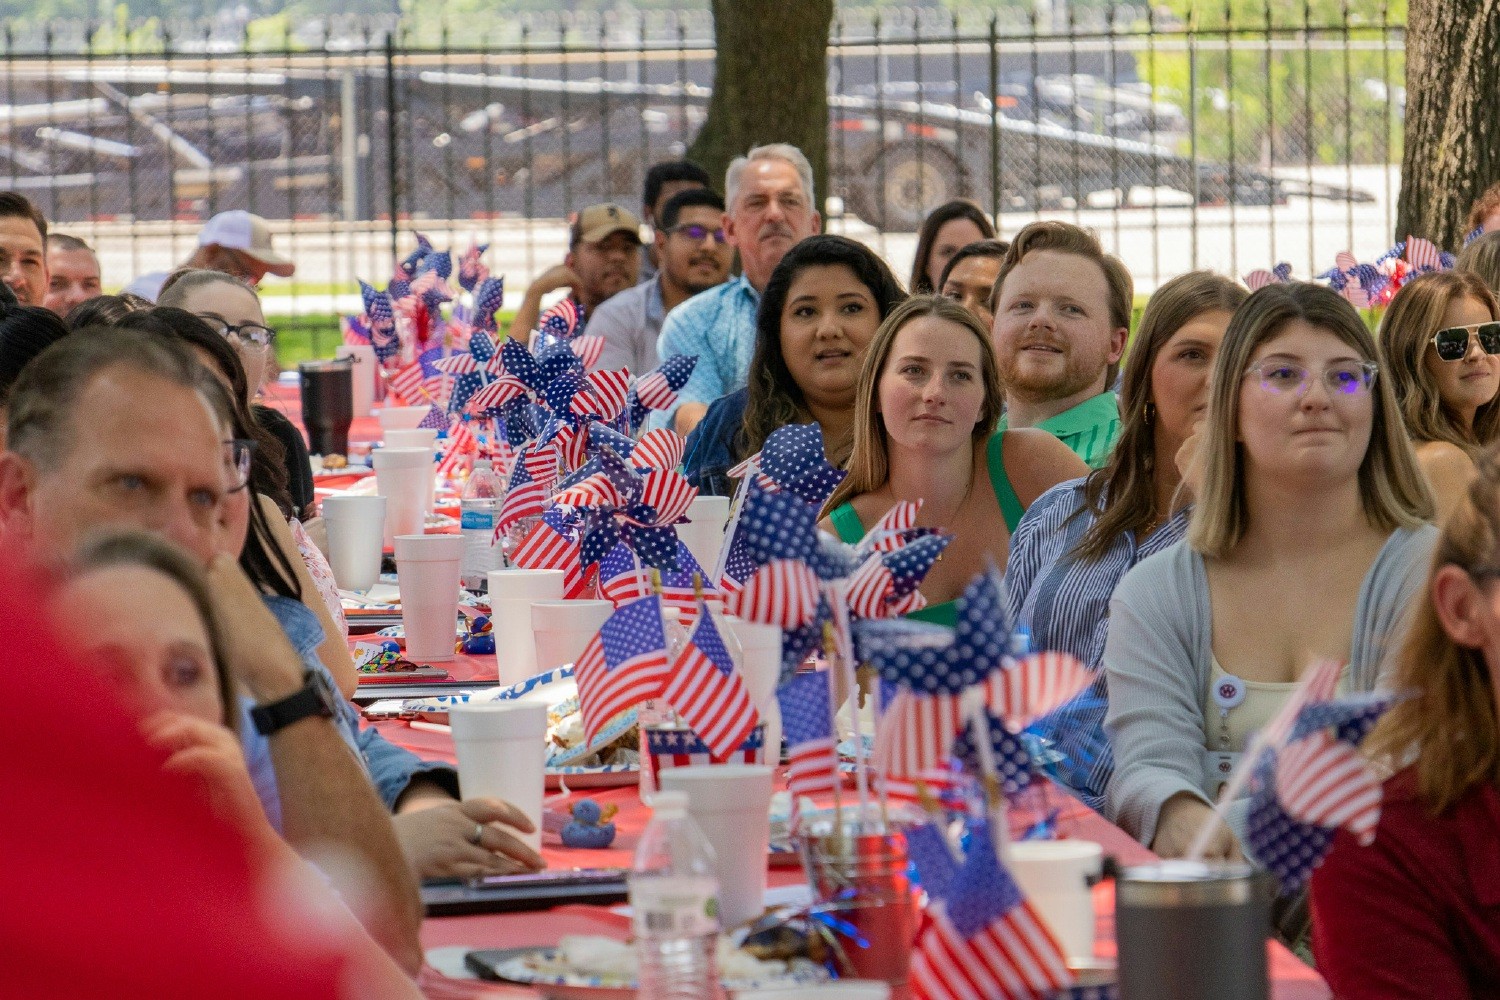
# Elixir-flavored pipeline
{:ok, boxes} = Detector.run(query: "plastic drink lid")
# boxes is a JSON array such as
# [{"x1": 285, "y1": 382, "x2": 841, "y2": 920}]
[{"x1": 649, "y1": 790, "x2": 689, "y2": 817}]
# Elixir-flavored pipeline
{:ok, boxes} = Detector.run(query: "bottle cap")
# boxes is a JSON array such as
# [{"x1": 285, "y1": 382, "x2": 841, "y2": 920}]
[{"x1": 649, "y1": 790, "x2": 689, "y2": 817}]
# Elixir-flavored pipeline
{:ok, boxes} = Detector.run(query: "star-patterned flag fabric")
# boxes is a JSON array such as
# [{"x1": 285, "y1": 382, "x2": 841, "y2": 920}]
[
  {"x1": 951, "y1": 714, "x2": 1035, "y2": 797},
  {"x1": 661, "y1": 603, "x2": 760, "y2": 762},
  {"x1": 417, "y1": 403, "x2": 449, "y2": 431},
  {"x1": 646, "y1": 725, "x2": 764, "y2": 770},
  {"x1": 597, "y1": 541, "x2": 721, "y2": 626},
  {"x1": 739, "y1": 423, "x2": 847, "y2": 507},
  {"x1": 446, "y1": 330, "x2": 501, "y2": 415},
  {"x1": 1244, "y1": 689, "x2": 1399, "y2": 894},
  {"x1": 573, "y1": 595, "x2": 671, "y2": 743},
  {"x1": 911, "y1": 817, "x2": 1072, "y2": 1000},
  {"x1": 457, "y1": 243, "x2": 490, "y2": 291},
  {"x1": 778, "y1": 670, "x2": 840, "y2": 808}
]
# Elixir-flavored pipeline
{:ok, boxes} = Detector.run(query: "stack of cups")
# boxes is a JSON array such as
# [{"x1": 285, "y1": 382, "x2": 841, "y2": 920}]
[
  {"x1": 658, "y1": 764, "x2": 775, "y2": 930},
  {"x1": 448, "y1": 702, "x2": 548, "y2": 852},
  {"x1": 723, "y1": 616, "x2": 783, "y2": 761},
  {"x1": 532, "y1": 599, "x2": 613, "y2": 670},
  {"x1": 377, "y1": 405, "x2": 429, "y2": 432},
  {"x1": 1008, "y1": 840, "x2": 1104, "y2": 963},
  {"x1": 384, "y1": 427, "x2": 439, "y2": 451},
  {"x1": 394, "y1": 533, "x2": 464, "y2": 662},
  {"x1": 487, "y1": 568, "x2": 566, "y2": 686},
  {"x1": 678, "y1": 495, "x2": 730, "y2": 579},
  {"x1": 321, "y1": 495, "x2": 387, "y2": 592},
  {"x1": 373, "y1": 447, "x2": 436, "y2": 548}
]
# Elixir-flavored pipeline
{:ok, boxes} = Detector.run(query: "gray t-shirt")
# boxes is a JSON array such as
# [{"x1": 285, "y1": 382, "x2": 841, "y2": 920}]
[
  {"x1": 1101, "y1": 524, "x2": 1438, "y2": 847},
  {"x1": 586, "y1": 274, "x2": 664, "y2": 374}
]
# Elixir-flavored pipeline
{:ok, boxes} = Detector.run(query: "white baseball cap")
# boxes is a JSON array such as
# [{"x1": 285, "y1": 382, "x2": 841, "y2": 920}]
[{"x1": 197, "y1": 210, "x2": 296, "y2": 277}]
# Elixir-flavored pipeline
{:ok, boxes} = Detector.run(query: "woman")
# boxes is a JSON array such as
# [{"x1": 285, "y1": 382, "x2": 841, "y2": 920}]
[
  {"x1": 1456, "y1": 229, "x2": 1500, "y2": 298},
  {"x1": 937, "y1": 239, "x2": 1009, "y2": 330},
  {"x1": 1005, "y1": 271, "x2": 1247, "y2": 808},
  {"x1": 909, "y1": 199, "x2": 995, "y2": 295},
  {"x1": 1310, "y1": 450, "x2": 1500, "y2": 997},
  {"x1": 157, "y1": 268, "x2": 316, "y2": 520},
  {"x1": 682, "y1": 235, "x2": 906, "y2": 493},
  {"x1": 1103, "y1": 281, "x2": 1437, "y2": 858},
  {"x1": 0, "y1": 303, "x2": 70, "y2": 448},
  {"x1": 63, "y1": 292, "x2": 152, "y2": 330},
  {"x1": 55, "y1": 531, "x2": 423, "y2": 990},
  {"x1": 1379, "y1": 270, "x2": 1500, "y2": 521},
  {"x1": 820, "y1": 295, "x2": 1088, "y2": 625}
]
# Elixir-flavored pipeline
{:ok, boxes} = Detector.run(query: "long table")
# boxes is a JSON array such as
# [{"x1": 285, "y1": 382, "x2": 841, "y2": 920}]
[{"x1": 377, "y1": 720, "x2": 1331, "y2": 999}]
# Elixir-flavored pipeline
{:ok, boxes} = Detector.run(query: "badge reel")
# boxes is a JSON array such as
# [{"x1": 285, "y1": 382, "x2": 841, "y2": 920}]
[{"x1": 1207, "y1": 675, "x2": 1247, "y2": 797}]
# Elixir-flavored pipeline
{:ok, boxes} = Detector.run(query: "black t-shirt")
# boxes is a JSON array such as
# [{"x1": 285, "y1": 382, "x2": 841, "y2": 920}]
[{"x1": 254, "y1": 404, "x2": 315, "y2": 518}]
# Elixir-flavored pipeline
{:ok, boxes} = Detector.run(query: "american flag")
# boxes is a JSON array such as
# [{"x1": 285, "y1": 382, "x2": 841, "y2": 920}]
[
  {"x1": 727, "y1": 559, "x2": 822, "y2": 629},
  {"x1": 646, "y1": 725, "x2": 764, "y2": 770},
  {"x1": 582, "y1": 368, "x2": 631, "y2": 422},
  {"x1": 661, "y1": 603, "x2": 760, "y2": 761},
  {"x1": 435, "y1": 419, "x2": 477, "y2": 480},
  {"x1": 777, "y1": 670, "x2": 840, "y2": 807},
  {"x1": 1259, "y1": 657, "x2": 1344, "y2": 748},
  {"x1": 537, "y1": 298, "x2": 586, "y2": 341},
  {"x1": 570, "y1": 335, "x2": 606, "y2": 371},
  {"x1": 573, "y1": 595, "x2": 670, "y2": 743},
  {"x1": 951, "y1": 713, "x2": 1035, "y2": 797},
  {"x1": 627, "y1": 354, "x2": 697, "y2": 432},
  {"x1": 417, "y1": 403, "x2": 449, "y2": 431},
  {"x1": 844, "y1": 535, "x2": 949, "y2": 619},
  {"x1": 1244, "y1": 688, "x2": 1398, "y2": 893},
  {"x1": 387, "y1": 360, "x2": 428, "y2": 404},
  {"x1": 911, "y1": 817, "x2": 1072, "y2": 1000},
  {"x1": 496, "y1": 450, "x2": 551, "y2": 533},
  {"x1": 985, "y1": 651, "x2": 1093, "y2": 730},
  {"x1": 877, "y1": 766, "x2": 968, "y2": 810},
  {"x1": 598, "y1": 541, "x2": 721, "y2": 625},
  {"x1": 447, "y1": 330, "x2": 501, "y2": 414},
  {"x1": 509, "y1": 510, "x2": 586, "y2": 598}
]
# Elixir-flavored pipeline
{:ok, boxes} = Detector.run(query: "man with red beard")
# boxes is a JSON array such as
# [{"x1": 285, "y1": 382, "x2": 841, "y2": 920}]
[{"x1": 990, "y1": 221, "x2": 1133, "y2": 468}]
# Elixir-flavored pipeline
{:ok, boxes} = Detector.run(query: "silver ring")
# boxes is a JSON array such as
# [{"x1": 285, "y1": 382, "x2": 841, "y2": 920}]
[{"x1": 468, "y1": 822, "x2": 484, "y2": 845}]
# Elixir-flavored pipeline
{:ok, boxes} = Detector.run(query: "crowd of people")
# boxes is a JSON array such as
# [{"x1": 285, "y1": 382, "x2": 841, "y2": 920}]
[{"x1": 4, "y1": 141, "x2": 1500, "y2": 995}]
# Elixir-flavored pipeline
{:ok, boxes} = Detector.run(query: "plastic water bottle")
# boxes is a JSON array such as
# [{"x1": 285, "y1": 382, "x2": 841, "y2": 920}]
[
  {"x1": 460, "y1": 460, "x2": 503, "y2": 591},
  {"x1": 631, "y1": 790, "x2": 723, "y2": 1000}
]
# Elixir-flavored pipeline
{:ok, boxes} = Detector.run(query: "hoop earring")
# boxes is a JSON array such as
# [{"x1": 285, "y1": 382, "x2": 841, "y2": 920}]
[{"x1": 1143, "y1": 402, "x2": 1155, "y2": 425}]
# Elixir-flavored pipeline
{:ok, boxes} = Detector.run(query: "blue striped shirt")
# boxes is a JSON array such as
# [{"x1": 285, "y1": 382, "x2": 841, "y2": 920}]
[{"x1": 1003, "y1": 477, "x2": 1190, "y2": 810}]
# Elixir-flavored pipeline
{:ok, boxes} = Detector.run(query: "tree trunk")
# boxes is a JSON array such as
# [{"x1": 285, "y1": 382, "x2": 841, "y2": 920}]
[
  {"x1": 688, "y1": 0, "x2": 834, "y2": 210},
  {"x1": 1395, "y1": 0, "x2": 1500, "y2": 248}
]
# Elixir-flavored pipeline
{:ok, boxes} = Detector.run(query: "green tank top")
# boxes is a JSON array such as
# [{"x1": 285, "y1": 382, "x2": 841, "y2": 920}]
[{"x1": 826, "y1": 431, "x2": 1025, "y2": 627}]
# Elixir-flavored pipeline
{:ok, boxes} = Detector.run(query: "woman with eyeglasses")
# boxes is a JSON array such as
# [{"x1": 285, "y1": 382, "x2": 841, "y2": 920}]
[
  {"x1": 1103, "y1": 282, "x2": 1437, "y2": 859},
  {"x1": 1378, "y1": 271, "x2": 1500, "y2": 522},
  {"x1": 1309, "y1": 447, "x2": 1500, "y2": 999},
  {"x1": 157, "y1": 269, "x2": 315, "y2": 520}
]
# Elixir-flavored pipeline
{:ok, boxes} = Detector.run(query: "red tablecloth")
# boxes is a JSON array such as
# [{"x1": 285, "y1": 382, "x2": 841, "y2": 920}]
[{"x1": 377, "y1": 722, "x2": 1330, "y2": 999}]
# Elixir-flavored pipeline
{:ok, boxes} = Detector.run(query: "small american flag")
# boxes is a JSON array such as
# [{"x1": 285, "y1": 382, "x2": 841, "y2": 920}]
[
  {"x1": 497, "y1": 456, "x2": 550, "y2": 533},
  {"x1": 509, "y1": 511, "x2": 585, "y2": 598},
  {"x1": 435, "y1": 419, "x2": 477, "y2": 480},
  {"x1": 985, "y1": 650, "x2": 1093, "y2": 730},
  {"x1": 417, "y1": 404, "x2": 449, "y2": 431},
  {"x1": 877, "y1": 766, "x2": 967, "y2": 810},
  {"x1": 630, "y1": 428, "x2": 686, "y2": 473},
  {"x1": 570, "y1": 335, "x2": 606, "y2": 370},
  {"x1": 581, "y1": 368, "x2": 631, "y2": 422},
  {"x1": 646, "y1": 725, "x2": 764, "y2": 770},
  {"x1": 628, "y1": 354, "x2": 697, "y2": 432},
  {"x1": 387, "y1": 360, "x2": 427, "y2": 404},
  {"x1": 661, "y1": 603, "x2": 760, "y2": 761},
  {"x1": 597, "y1": 541, "x2": 721, "y2": 625},
  {"x1": 537, "y1": 298, "x2": 586, "y2": 340},
  {"x1": 911, "y1": 817, "x2": 1072, "y2": 1000},
  {"x1": 574, "y1": 595, "x2": 670, "y2": 743},
  {"x1": 778, "y1": 670, "x2": 840, "y2": 807}
]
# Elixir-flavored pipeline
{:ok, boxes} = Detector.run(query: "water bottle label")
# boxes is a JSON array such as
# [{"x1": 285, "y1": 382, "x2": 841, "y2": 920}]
[
  {"x1": 461, "y1": 509, "x2": 496, "y2": 531},
  {"x1": 630, "y1": 875, "x2": 719, "y2": 938}
]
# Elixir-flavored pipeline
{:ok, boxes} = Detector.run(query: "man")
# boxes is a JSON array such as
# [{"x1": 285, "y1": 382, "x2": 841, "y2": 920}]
[
  {"x1": 655, "y1": 143, "x2": 823, "y2": 435},
  {"x1": 0, "y1": 192, "x2": 48, "y2": 308},
  {"x1": 124, "y1": 210, "x2": 297, "y2": 302},
  {"x1": 506, "y1": 202, "x2": 642, "y2": 343},
  {"x1": 0, "y1": 330, "x2": 424, "y2": 971},
  {"x1": 990, "y1": 220, "x2": 1131, "y2": 468},
  {"x1": 638, "y1": 159, "x2": 712, "y2": 281},
  {"x1": 43, "y1": 233, "x2": 102, "y2": 316},
  {"x1": 586, "y1": 188, "x2": 732, "y2": 375}
]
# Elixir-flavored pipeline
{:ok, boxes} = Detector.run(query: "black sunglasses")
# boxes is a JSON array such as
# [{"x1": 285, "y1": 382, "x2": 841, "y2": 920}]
[
  {"x1": 666, "y1": 223, "x2": 728, "y2": 245},
  {"x1": 1430, "y1": 322, "x2": 1500, "y2": 362}
]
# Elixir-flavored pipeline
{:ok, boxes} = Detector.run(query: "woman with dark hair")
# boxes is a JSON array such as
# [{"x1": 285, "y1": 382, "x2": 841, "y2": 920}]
[
  {"x1": 62, "y1": 292, "x2": 152, "y2": 331},
  {"x1": 1311, "y1": 447, "x2": 1500, "y2": 997},
  {"x1": 937, "y1": 238, "x2": 1010, "y2": 330},
  {"x1": 158, "y1": 268, "x2": 315, "y2": 520},
  {"x1": 681, "y1": 234, "x2": 907, "y2": 493},
  {"x1": 909, "y1": 199, "x2": 996, "y2": 295},
  {"x1": 1004, "y1": 271, "x2": 1246, "y2": 808},
  {"x1": 820, "y1": 296, "x2": 1087, "y2": 625},
  {"x1": 0, "y1": 304, "x2": 70, "y2": 447}
]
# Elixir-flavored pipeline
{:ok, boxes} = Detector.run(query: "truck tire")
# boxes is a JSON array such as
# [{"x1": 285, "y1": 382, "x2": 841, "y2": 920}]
[{"x1": 847, "y1": 142, "x2": 964, "y2": 233}]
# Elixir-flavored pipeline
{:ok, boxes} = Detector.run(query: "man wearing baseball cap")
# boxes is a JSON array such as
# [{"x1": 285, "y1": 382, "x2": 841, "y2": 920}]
[
  {"x1": 124, "y1": 210, "x2": 296, "y2": 302},
  {"x1": 506, "y1": 201, "x2": 641, "y2": 344}
]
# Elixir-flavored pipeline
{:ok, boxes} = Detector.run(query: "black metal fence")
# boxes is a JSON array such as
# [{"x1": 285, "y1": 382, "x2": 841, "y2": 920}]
[{"x1": 1, "y1": 3, "x2": 1405, "y2": 336}]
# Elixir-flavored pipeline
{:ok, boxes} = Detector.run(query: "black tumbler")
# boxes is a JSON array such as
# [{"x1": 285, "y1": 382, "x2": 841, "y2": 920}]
[
  {"x1": 298, "y1": 358, "x2": 354, "y2": 457},
  {"x1": 1116, "y1": 860, "x2": 1272, "y2": 1000}
]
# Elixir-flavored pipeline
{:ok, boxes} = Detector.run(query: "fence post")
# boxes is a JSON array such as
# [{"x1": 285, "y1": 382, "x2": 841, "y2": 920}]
[{"x1": 385, "y1": 30, "x2": 399, "y2": 263}]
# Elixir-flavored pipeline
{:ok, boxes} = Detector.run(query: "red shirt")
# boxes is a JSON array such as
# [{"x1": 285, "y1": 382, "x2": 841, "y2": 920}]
[{"x1": 1310, "y1": 767, "x2": 1500, "y2": 999}]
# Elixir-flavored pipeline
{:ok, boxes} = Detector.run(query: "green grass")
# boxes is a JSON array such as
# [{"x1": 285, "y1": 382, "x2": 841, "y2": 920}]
[{"x1": 268, "y1": 311, "x2": 519, "y2": 370}]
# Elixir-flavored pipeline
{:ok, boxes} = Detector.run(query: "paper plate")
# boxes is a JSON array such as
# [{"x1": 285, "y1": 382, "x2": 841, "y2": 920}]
[{"x1": 486, "y1": 947, "x2": 828, "y2": 999}]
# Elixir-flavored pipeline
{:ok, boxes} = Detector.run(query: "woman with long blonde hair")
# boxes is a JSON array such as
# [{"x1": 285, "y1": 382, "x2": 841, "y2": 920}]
[
  {"x1": 1378, "y1": 269, "x2": 1500, "y2": 520},
  {"x1": 819, "y1": 295, "x2": 1087, "y2": 625},
  {"x1": 1103, "y1": 281, "x2": 1437, "y2": 858},
  {"x1": 1310, "y1": 447, "x2": 1500, "y2": 997}
]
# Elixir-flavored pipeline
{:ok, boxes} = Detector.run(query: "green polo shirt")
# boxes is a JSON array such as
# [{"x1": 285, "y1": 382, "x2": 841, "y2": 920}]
[{"x1": 998, "y1": 391, "x2": 1121, "y2": 469}]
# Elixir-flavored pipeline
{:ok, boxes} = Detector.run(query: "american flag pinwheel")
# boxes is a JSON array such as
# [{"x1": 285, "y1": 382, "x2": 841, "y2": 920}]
[
  {"x1": 357, "y1": 280, "x2": 401, "y2": 362},
  {"x1": 1243, "y1": 262, "x2": 1293, "y2": 290},
  {"x1": 552, "y1": 445, "x2": 698, "y2": 573},
  {"x1": 435, "y1": 329, "x2": 503, "y2": 415},
  {"x1": 1319, "y1": 251, "x2": 1385, "y2": 308},
  {"x1": 457, "y1": 243, "x2": 490, "y2": 291},
  {"x1": 625, "y1": 354, "x2": 698, "y2": 434},
  {"x1": 399, "y1": 232, "x2": 435, "y2": 276},
  {"x1": 1244, "y1": 688, "x2": 1403, "y2": 894}
]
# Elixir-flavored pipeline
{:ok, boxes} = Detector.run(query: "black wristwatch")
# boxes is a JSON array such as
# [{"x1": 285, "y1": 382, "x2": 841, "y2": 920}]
[{"x1": 250, "y1": 669, "x2": 340, "y2": 736}]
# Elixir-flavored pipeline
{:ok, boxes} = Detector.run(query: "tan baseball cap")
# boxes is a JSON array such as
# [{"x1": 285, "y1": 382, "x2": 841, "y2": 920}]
[
  {"x1": 570, "y1": 203, "x2": 643, "y2": 247},
  {"x1": 197, "y1": 210, "x2": 296, "y2": 277}
]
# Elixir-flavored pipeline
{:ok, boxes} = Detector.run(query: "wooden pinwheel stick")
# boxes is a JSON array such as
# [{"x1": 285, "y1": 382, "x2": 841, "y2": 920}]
[{"x1": 963, "y1": 687, "x2": 1012, "y2": 867}]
